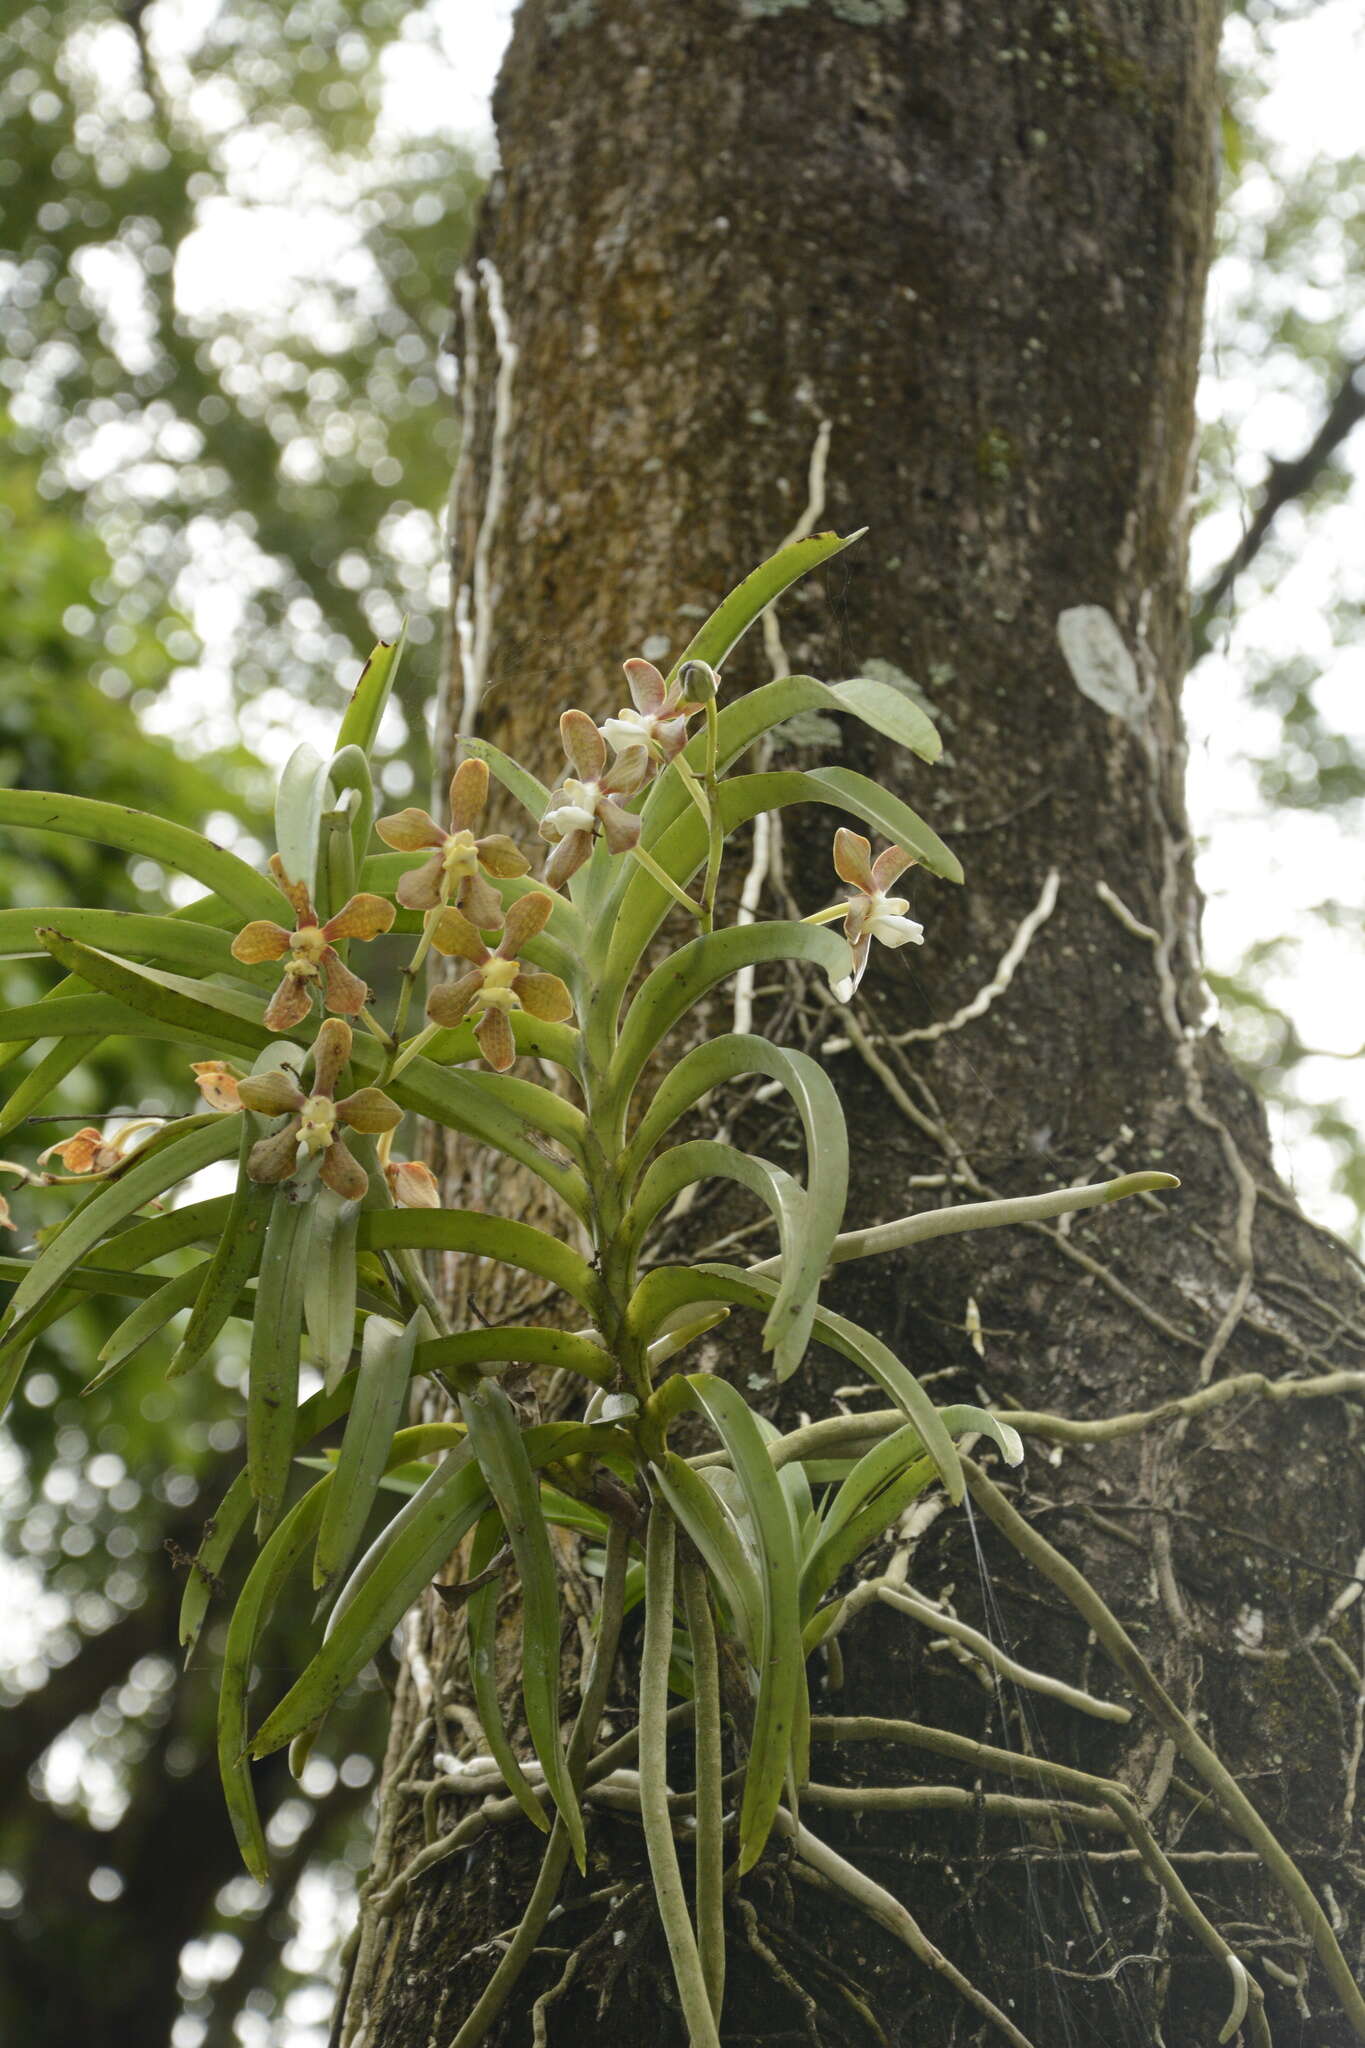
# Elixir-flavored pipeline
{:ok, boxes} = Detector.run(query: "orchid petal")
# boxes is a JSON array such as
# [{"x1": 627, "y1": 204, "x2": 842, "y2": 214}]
[
  {"x1": 323, "y1": 892, "x2": 397, "y2": 944},
  {"x1": 231, "y1": 920, "x2": 291, "y2": 964},
  {"x1": 448, "y1": 757, "x2": 490, "y2": 833},
  {"x1": 598, "y1": 796, "x2": 643, "y2": 856},
  {"x1": 833, "y1": 828, "x2": 876, "y2": 893},
  {"x1": 387, "y1": 1159, "x2": 440, "y2": 1209},
  {"x1": 320, "y1": 949, "x2": 371, "y2": 1016},
  {"x1": 426, "y1": 970, "x2": 485, "y2": 1028},
  {"x1": 475, "y1": 833, "x2": 530, "y2": 879},
  {"x1": 475, "y1": 1007, "x2": 516, "y2": 1072},
  {"x1": 312, "y1": 1018, "x2": 353, "y2": 1098},
  {"x1": 871, "y1": 844, "x2": 916, "y2": 891},
  {"x1": 375, "y1": 807, "x2": 446, "y2": 853},
  {"x1": 191, "y1": 1061, "x2": 242, "y2": 1112},
  {"x1": 623, "y1": 657, "x2": 666, "y2": 715},
  {"x1": 336, "y1": 1086, "x2": 403, "y2": 1134},
  {"x1": 542, "y1": 829, "x2": 593, "y2": 889},
  {"x1": 513, "y1": 970, "x2": 574, "y2": 1022},
  {"x1": 237, "y1": 1071, "x2": 307, "y2": 1118},
  {"x1": 604, "y1": 747, "x2": 650, "y2": 797},
  {"x1": 263, "y1": 974, "x2": 316, "y2": 1033},
  {"x1": 320, "y1": 1136, "x2": 368, "y2": 1202},
  {"x1": 460, "y1": 867, "x2": 506, "y2": 931},
  {"x1": 269, "y1": 853, "x2": 315, "y2": 924},
  {"x1": 37, "y1": 1128, "x2": 106, "y2": 1172},
  {"x1": 560, "y1": 708, "x2": 606, "y2": 783},
  {"x1": 499, "y1": 890, "x2": 553, "y2": 956},
  {"x1": 247, "y1": 1123, "x2": 302, "y2": 1183},
  {"x1": 395, "y1": 854, "x2": 446, "y2": 910},
  {"x1": 430, "y1": 905, "x2": 490, "y2": 965}
]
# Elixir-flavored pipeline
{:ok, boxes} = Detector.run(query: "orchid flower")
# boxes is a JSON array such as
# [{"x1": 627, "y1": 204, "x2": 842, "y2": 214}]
[
  {"x1": 236, "y1": 1018, "x2": 401, "y2": 1201},
  {"x1": 825, "y1": 829, "x2": 923, "y2": 1001},
  {"x1": 375, "y1": 757, "x2": 529, "y2": 925},
  {"x1": 231, "y1": 856, "x2": 395, "y2": 1033},
  {"x1": 191, "y1": 1061, "x2": 242, "y2": 1112},
  {"x1": 599, "y1": 658, "x2": 704, "y2": 767},
  {"x1": 539, "y1": 711, "x2": 650, "y2": 888},
  {"x1": 384, "y1": 1158, "x2": 441, "y2": 1209},
  {"x1": 425, "y1": 891, "x2": 574, "y2": 1072},
  {"x1": 36, "y1": 1119, "x2": 162, "y2": 1177}
]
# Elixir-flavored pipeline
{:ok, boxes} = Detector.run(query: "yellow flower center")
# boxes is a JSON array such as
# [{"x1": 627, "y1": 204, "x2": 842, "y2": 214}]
[
  {"x1": 297, "y1": 1095, "x2": 337, "y2": 1157},
  {"x1": 289, "y1": 926, "x2": 329, "y2": 967},
  {"x1": 475, "y1": 956, "x2": 521, "y2": 1014},
  {"x1": 441, "y1": 829, "x2": 479, "y2": 885}
]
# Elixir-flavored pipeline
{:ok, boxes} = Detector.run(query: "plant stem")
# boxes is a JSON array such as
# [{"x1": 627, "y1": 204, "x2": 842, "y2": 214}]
[
  {"x1": 628, "y1": 842, "x2": 704, "y2": 921},
  {"x1": 699, "y1": 697, "x2": 724, "y2": 933}
]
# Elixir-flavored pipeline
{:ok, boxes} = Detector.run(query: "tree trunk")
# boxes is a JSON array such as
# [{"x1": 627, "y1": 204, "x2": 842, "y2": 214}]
[{"x1": 342, "y1": 2, "x2": 1365, "y2": 2041}]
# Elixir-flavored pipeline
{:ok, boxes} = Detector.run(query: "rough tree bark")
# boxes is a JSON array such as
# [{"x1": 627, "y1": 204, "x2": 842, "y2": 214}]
[{"x1": 341, "y1": 2, "x2": 1365, "y2": 2041}]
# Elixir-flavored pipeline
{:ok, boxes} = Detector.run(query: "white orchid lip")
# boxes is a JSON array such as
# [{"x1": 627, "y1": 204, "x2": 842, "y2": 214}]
[
  {"x1": 543, "y1": 778, "x2": 600, "y2": 835},
  {"x1": 601, "y1": 710, "x2": 656, "y2": 754},
  {"x1": 863, "y1": 893, "x2": 924, "y2": 948}
]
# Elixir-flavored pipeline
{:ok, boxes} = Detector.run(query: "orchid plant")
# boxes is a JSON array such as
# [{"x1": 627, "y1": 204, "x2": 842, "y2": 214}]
[{"x1": 0, "y1": 535, "x2": 1181, "y2": 2046}]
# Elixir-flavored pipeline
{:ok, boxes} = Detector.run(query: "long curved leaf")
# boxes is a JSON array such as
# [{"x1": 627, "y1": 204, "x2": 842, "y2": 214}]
[
  {"x1": 0, "y1": 1034, "x2": 102, "y2": 1144},
  {"x1": 334, "y1": 632, "x2": 406, "y2": 758},
  {"x1": 650, "y1": 1451, "x2": 764, "y2": 1657},
  {"x1": 608, "y1": 922, "x2": 852, "y2": 1106},
  {"x1": 0, "y1": 789, "x2": 281, "y2": 920},
  {"x1": 36, "y1": 931, "x2": 279, "y2": 1054},
  {"x1": 664, "y1": 532, "x2": 863, "y2": 686},
  {"x1": 314, "y1": 1312, "x2": 423, "y2": 1594},
  {"x1": 0, "y1": 910, "x2": 267, "y2": 987},
  {"x1": 169, "y1": 1119, "x2": 276, "y2": 1380},
  {"x1": 360, "y1": 1209, "x2": 599, "y2": 1314},
  {"x1": 87, "y1": 1258, "x2": 211, "y2": 1390},
  {"x1": 460, "y1": 1380, "x2": 586, "y2": 1868},
  {"x1": 275, "y1": 743, "x2": 333, "y2": 905},
  {"x1": 302, "y1": 1184, "x2": 361, "y2": 1392},
  {"x1": 413, "y1": 1325, "x2": 615, "y2": 1389},
  {"x1": 248, "y1": 1188, "x2": 312, "y2": 1538},
  {"x1": 625, "y1": 1143, "x2": 820, "y2": 1379},
  {"x1": 464, "y1": 1511, "x2": 551, "y2": 1835}
]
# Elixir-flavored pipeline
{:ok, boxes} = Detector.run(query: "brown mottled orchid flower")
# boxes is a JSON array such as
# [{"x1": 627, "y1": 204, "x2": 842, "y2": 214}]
[
  {"x1": 236, "y1": 1018, "x2": 401, "y2": 1202},
  {"x1": 828, "y1": 829, "x2": 923, "y2": 1001},
  {"x1": 36, "y1": 1120, "x2": 161, "y2": 1177},
  {"x1": 375, "y1": 757, "x2": 529, "y2": 925},
  {"x1": 230, "y1": 855, "x2": 395, "y2": 1033},
  {"x1": 191, "y1": 1061, "x2": 242, "y2": 1112},
  {"x1": 425, "y1": 891, "x2": 573, "y2": 1073},
  {"x1": 539, "y1": 710, "x2": 649, "y2": 889},
  {"x1": 600, "y1": 658, "x2": 704, "y2": 766}
]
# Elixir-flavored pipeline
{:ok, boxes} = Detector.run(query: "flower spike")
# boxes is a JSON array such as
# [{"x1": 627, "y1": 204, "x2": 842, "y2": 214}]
[
  {"x1": 236, "y1": 1018, "x2": 401, "y2": 1201},
  {"x1": 375, "y1": 757, "x2": 529, "y2": 925},
  {"x1": 425, "y1": 890, "x2": 574, "y2": 1072},
  {"x1": 232, "y1": 857, "x2": 395, "y2": 1033}
]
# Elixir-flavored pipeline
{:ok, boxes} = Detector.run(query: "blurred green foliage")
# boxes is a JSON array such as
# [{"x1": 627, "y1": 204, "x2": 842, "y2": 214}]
[{"x1": 0, "y1": 2, "x2": 481, "y2": 2041}]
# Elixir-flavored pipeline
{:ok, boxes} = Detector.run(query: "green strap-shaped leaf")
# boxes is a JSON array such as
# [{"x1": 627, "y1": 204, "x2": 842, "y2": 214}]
[
  {"x1": 0, "y1": 1035, "x2": 102, "y2": 1144},
  {"x1": 0, "y1": 909, "x2": 266, "y2": 982},
  {"x1": 414, "y1": 1325, "x2": 615, "y2": 1389},
  {"x1": 1, "y1": 1117, "x2": 240, "y2": 1341},
  {"x1": 360, "y1": 1209, "x2": 600, "y2": 1314},
  {"x1": 623, "y1": 1034, "x2": 846, "y2": 1184},
  {"x1": 664, "y1": 532, "x2": 863, "y2": 685},
  {"x1": 624, "y1": 1143, "x2": 819, "y2": 1380},
  {"x1": 334, "y1": 632, "x2": 406, "y2": 759},
  {"x1": 0, "y1": 992, "x2": 161, "y2": 1047},
  {"x1": 414, "y1": 1023, "x2": 586, "y2": 1112},
  {"x1": 460, "y1": 736, "x2": 551, "y2": 824},
  {"x1": 608, "y1": 922, "x2": 853, "y2": 1108},
  {"x1": 302, "y1": 1185, "x2": 361, "y2": 1393},
  {"x1": 220, "y1": 1479, "x2": 329, "y2": 1882},
  {"x1": 275, "y1": 743, "x2": 333, "y2": 906},
  {"x1": 649, "y1": 1451, "x2": 764, "y2": 1658},
  {"x1": 464, "y1": 1510, "x2": 551, "y2": 1835},
  {"x1": 460, "y1": 1380, "x2": 586, "y2": 1868},
  {"x1": 248, "y1": 1189, "x2": 313, "y2": 1538},
  {"x1": 0, "y1": 789, "x2": 281, "y2": 920},
  {"x1": 180, "y1": 1373, "x2": 358, "y2": 1661},
  {"x1": 169, "y1": 1121, "x2": 276, "y2": 1381},
  {"x1": 666, "y1": 1375, "x2": 805, "y2": 1875},
  {"x1": 367, "y1": 1050, "x2": 589, "y2": 1220},
  {"x1": 87, "y1": 1259, "x2": 212, "y2": 1391},
  {"x1": 250, "y1": 1438, "x2": 487, "y2": 1755},
  {"x1": 314, "y1": 1312, "x2": 423, "y2": 1594},
  {"x1": 36, "y1": 930, "x2": 280, "y2": 1054}
]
